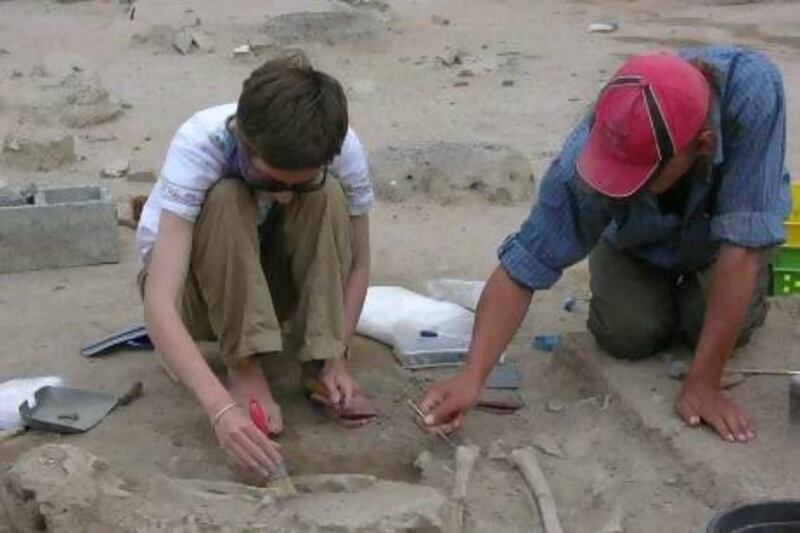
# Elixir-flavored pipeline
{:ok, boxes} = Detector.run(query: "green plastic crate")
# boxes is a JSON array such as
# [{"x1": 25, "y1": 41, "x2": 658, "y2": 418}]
[
  {"x1": 772, "y1": 268, "x2": 800, "y2": 296},
  {"x1": 774, "y1": 247, "x2": 800, "y2": 270}
]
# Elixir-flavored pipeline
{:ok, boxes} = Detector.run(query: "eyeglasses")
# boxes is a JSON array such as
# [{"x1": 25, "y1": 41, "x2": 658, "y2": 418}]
[
  {"x1": 245, "y1": 164, "x2": 328, "y2": 193},
  {"x1": 235, "y1": 126, "x2": 329, "y2": 194}
]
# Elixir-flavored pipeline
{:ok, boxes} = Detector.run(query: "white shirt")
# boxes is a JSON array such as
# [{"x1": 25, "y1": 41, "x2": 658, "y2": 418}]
[{"x1": 136, "y1": 103, "x2": 374, "y2": 264}]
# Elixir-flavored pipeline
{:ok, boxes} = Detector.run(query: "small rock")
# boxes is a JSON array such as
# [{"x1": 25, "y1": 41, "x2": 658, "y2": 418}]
[
  {"x1": 0, "y1": 181, "x2": 26, "y2": 207},
  {"x1": 431, "y1": 15, "x2": 450, "y2": 26},
  {"x1": 189, "y1": 30, "x2": 215, "y2": 53},
  {"x1": 721, "y1": 373, "x2": 746, "y2": 390},
  {"x1": 127, "y1": 169, "x2": 156, "y2": 183},
  {"x1": 457, "y1": 69, "x2": 474, "y2": 78},
  {"x1": 487, "y1": 439, "x2": 511, "y2": 460},
  {"x1": 101, "y1": 158, "x2": 130, "y2": 179},
  {"x1": 588, "y1": 21, "x2": 618, "y2": 33},
  {"x1": 531, "y1": 433, "x2": 567, "y2": 459},
  {"x1": 453, "y1": 81, "x2": 469, "y2": 87},
  {"x1": 232, "y1": 44, "x2": 252, "y2": 57},
  {"x1": 501, "y1": 79, "x2": 515, "y2": 87},
  {"x1": 413, "y1": 450, "x2": 434, "y2": 473},
  {"x1": 546, "y1": 399, "x2": 566, "y2": 413},
  {"x1": 172, "y1": 29, "x2": 195, "y2": 55},
  {"x1": 667, "y1": 360, "x2": 688, "y2": 380},
  {"x1": 438, "y1": 49, "x2": 466, "y2": 68}
]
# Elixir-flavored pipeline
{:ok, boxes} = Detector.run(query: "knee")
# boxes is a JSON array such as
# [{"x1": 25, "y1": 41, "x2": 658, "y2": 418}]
[
  {"x1": 204, "y1": 178, "x2": 257, "y2": 216},
  {"x1": 299, "y1": 179, "x2": 346, "y2": 212},
  {"x1": 588, "y1": 307, "x2": 674, "y2": 360}
]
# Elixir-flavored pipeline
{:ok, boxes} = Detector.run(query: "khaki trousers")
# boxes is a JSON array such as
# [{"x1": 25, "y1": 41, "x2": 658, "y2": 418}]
[{"x1": 141, "y1": 177, "x2": 352, "y2": 365}]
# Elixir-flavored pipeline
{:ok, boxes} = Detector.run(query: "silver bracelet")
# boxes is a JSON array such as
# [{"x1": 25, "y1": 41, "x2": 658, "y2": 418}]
[{"x1": 211, "y1": 401, "x2": 240, "y2": 428}]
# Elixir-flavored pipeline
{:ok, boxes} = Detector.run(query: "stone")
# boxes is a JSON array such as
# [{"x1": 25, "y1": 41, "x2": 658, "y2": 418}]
[
  {"x1": 0, "y1": 181, "x2": 26, "y2": 207},
  {"x1": 189, "y1": 30, "x2": 215, "y2": 52},
  {"x1": 2, "y1": 129, "x2": 76, "y2": 171},
  {"x1": 588, "y1": 21, "x2": 618, "y2": 33},
  {"x1": 172, "y1": 28, "x2": 195, "y2": 54},
  {"x1": 58, "y1": 73, "x2": 124, "y2": 128},
  {"x1": 546, "y1": 399, "x2": 566, "y2": 413},
  {"x1": 531, "y1": 433, "x2": 567, "y2": 460},
  {"x1": 100, "y1": 158, "x2": 130, "y2": 179},
  {"x1": 0, "y1": 185, "x2": 119, "y2": 273},
  {"x1": 487, "y1": 439, "x2": 512, "y2": 460},
  {"x1": 432, "y1": 15, "x2": 450, "y2": 26},
  {"x1": 1, "y1": 444, "x2": 452, "y2": 532}
]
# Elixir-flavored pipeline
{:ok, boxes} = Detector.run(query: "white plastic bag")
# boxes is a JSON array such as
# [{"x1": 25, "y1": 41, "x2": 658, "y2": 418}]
[
  {"x1": 0, "y1": 376, "x2": 63, "y2": 430},
  {"x1": 426, "y1": 278, "x2": 485, "y2": 311},
  {"x1": 356, "y1": 286, "x2": 474, "y2": 348}
]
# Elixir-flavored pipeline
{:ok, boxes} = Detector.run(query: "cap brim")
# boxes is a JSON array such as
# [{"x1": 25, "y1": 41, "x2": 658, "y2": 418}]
[{"x1": 576, "y1": 126, "x2": 657, "y2": 199}]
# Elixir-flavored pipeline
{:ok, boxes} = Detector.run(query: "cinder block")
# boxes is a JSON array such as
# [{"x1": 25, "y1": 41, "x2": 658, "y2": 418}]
[{"x1": 0, "y1": 185, "x2": 119, "y2": 273}]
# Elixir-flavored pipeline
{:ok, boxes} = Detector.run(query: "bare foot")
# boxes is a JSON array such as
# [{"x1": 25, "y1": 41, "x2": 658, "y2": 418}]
[{"x1": 228, "y1": 357, "x2": 284, "y2": 436}]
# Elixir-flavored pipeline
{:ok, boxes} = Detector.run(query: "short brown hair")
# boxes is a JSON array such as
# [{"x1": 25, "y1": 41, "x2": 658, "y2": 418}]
[{"x1": 237, "y1": 53, "x2": 348, "y2": 170}]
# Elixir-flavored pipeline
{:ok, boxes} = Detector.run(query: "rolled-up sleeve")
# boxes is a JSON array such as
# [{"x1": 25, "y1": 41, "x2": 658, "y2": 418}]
[
  {"x1": 498, "y1": 121, "x2": 609, "y2": 290},
  {"x1": 711, "y1": 52, "x2": 791, "y2": 248}
]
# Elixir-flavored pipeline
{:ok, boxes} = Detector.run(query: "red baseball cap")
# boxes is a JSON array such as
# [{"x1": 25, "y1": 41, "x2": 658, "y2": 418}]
[{"x1": 576, "y1": 52, "x2": 710, "y2": 198}]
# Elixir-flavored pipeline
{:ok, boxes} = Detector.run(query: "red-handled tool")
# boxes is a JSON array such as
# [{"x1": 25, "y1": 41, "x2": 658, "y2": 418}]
[{"x1": 249, "y1": 396, "x2": 269, "y2": 435}]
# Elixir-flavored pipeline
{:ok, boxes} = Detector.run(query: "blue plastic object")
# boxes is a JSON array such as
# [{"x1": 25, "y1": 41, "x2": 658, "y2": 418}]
[{"x1": 531, "y1": 334, "x2": 560, "y2": 352}]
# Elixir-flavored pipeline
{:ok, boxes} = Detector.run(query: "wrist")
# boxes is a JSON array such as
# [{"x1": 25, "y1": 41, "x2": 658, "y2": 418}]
[
  {"x1": 461, "y1": 362, "x2": 487, "y2": 389},
  {"x1": 200, "y1": 388, "x2": 236, "y2": 419},
  {"x1": 688, "y1": 357, "x2": 724, "y2": 385}
]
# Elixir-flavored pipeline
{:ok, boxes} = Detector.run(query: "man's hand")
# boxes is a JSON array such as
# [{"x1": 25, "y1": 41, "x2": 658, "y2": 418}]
[
  {"x1": 417, "y1": 372, "x2": 483, "y2": 434},
  {"x1": 675, "y1": 377, "x2": 755, "y2": 443},
  {"x1": 213, "y1": 406, "x2": 283, "y2": 478},
  {"x1": 320, "y1": 356, "x2": 360, "y2": 411},
  {"x1": 676, "y1": 245, "x2": 763, "y2": 445}
]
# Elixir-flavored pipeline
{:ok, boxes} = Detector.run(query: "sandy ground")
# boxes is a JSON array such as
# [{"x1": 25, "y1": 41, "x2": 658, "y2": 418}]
[{"x1": 1, "y1": 0, "x2": 799, "y2": 531}]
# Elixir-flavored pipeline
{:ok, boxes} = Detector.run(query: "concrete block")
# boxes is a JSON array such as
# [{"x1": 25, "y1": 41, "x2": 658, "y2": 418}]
[{"x1": 0, "y1": 185, "x2": 119, "y2": 273}]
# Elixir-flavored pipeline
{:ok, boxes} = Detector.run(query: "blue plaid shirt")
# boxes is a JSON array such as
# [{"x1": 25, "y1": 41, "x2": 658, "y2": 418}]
[{"x1": 499, "y1": 46, "x2": 792, "y2": 291}]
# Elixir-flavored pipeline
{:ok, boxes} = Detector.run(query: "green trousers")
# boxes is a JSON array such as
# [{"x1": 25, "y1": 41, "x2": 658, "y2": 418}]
[{"x1": 586, "y1": 240, "x2": 770, "y2": 360}]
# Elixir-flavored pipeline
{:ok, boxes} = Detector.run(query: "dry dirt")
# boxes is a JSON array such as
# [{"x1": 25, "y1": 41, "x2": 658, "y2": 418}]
[{"x1": 1, "y1": 0, "x2": 799, "y2": 531}]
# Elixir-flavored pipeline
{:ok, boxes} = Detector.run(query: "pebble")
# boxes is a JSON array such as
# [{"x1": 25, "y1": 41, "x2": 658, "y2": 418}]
[
  {"x1": 546, "y1": 399, "x2": 566, "y2": 413},
  {"x1": 101, "y1": 158, "x2": 130, "y2": 179}
]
